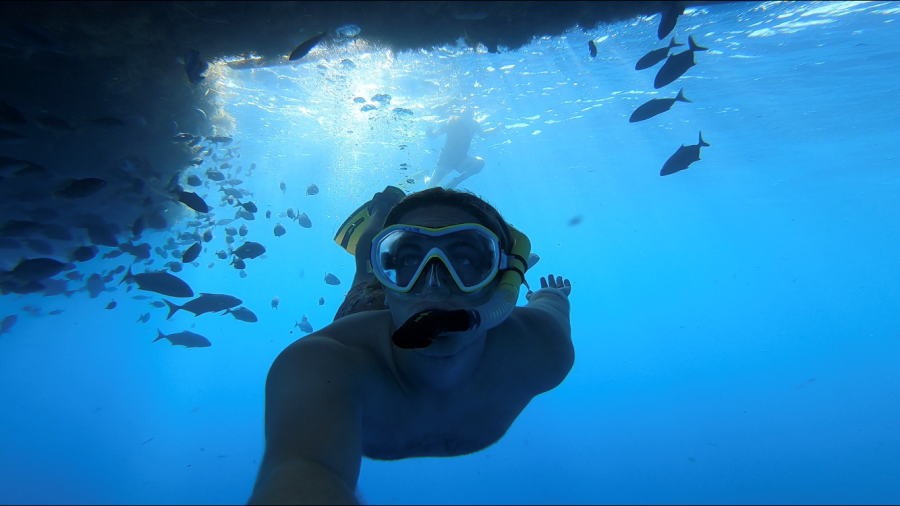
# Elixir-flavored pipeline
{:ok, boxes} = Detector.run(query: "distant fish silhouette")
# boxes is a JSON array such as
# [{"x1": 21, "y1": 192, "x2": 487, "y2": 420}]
[
  {"x1": 635, "y1": 37, "x2": 684, "y2": 71},
  {"x1": 660, "y1": 132, "x2": 710, "y2": 176},
  {"x1": 588, "y1": 40, "x2": 597, "y2": 58},
  {"x1": 654, "y1": 35, "x2": 707, "y2": 89},
  {"x1": 629, "y1": 88, "x2": 691, "y2": 123},
  {"x1": 658, "y1": 3, "x2": 685, "y2": 40}
]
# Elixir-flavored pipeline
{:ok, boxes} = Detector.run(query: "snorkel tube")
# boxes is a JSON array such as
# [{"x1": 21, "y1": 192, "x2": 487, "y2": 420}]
[{"x1": 392, "y1": 225, "x2": 531, "y2": 349}]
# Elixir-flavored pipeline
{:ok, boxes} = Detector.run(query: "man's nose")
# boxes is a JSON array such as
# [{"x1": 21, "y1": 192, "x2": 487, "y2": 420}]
[{"x1": 419, "y1": 260, "x2": 452, "y2": 295}]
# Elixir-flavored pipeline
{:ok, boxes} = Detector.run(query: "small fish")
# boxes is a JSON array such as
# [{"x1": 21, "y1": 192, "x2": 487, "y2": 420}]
[
  {"x1": 274, "y1": 223, "x2": 286, "y2": 237},
  {"x1": 217, "y1": 218, "x2": 234, "y2": 227},
  {"x1": 231, "y1": 241, "x2": 266, "y2": 260},
  {"x1": 185, "y1": 50, "x2": 209, "y2": 85},
  {"x1": 164, "y1": 293, "x2": 242, "y2": 319},
  {"x1": 588, "y1": 40, "x2": 597, "y2": 58},
  {"x1": 271, "y1": 296, "x2": 280, "y2": 310},
  {"x1": 54, "y1": 178, "x2": 107, "y2": 199},
  {"x1": 629, "y1": 88, "x2": 691, "y2": 123},
  {"x1": 206, "y1": 169, "x2": 225, "y2": 181},
  {"x1": 0, "y1": 314, "x2": 17, "y2": 336},
  {"x1": 286, "y1": 208, "x2": 296, "y2": 220},
  {"x1": 102, "y1": 250, "x2": 124, "y2": 260},
  {"x1": 324, "y1": 273, "x2": 341, "y2": 286},
  {"x1": 105, "y1": 301, "x2": 117, "y2": 310},
  {"x1": 568, "y1": 215, "x2": 583, "y2": 226},
  {"x1": 235, "y1": 201, "x2": 257, "y2": 213},
  {"x1": 202, "y1": 229, "x2": 213, "y2": 242},
  {"x1": 660, "y1": 132, "x2": 710, "y2": 176},
  {"x1": 153, "y1": 328, "x2": 211, "y2": 348},
  {"x1": 178, "y1": 191, "x2": 210, "y2": 213},
  {"x1": 296, "y1": 213, "x2": 312, "y2": 229},
  {"x1": 216, "y1": 250, "x2": 228, "y2": 259},
  {"x1": 658, "y1": 3, "x2": 685, "y2": 40},
  {"x1": 120, "y1": 265, "x2": 194, "y2": 298},
  {"x1": 136, "y1": 312, "x2": 151, "y2": 323},
  {"x1": 294, "y1": 315, "x2": 313, "y2": 333},
  {"x1": 48, "y1": 309, "x2": 64, "y2": 315},
  {"x1": 265, "y1": 210, "x2": 271, "y2": 219},
  {"x1": 289, "y1": 32, "x2": 327, "y2": 61},
  {"x1": 9, "y1": 257, "x2": 67, "y2": 282},
  {"x1": 225, "y1": 235, "x2": 235, "y2": 245},
  {"x1": 635, "y1": 37, "x2": 684, "y2": 71},
  {"x1": 654, "y1": 35, "x2": 707, "y2": 89},
  {"x1": 186, "y1": 175, "x2": 202, "y2": 187},
  {"x1": 233, "y1": 258, "x2": 246, "y2": 270},
  {"x1": 182, "y1": 242, "x2": 202, "y2": 263},
  {"x1": 168, "y1": 261, "x2": 183, "y2": 273},
  {"x1": 239, "y1": 270, "x2": 247, "y2": 278},
  {"x1": 318, "y1": 297, "x2": 325, "y2": 306},
  {"x1": 132, "y1": 215, "x2": 146, "y2": 238},
  {"x1": 132, "y1": 295, "x2": 152, "y2": 300},
  {"x1": 223, "y1": 306, "x2": 258, "y2": 323},
  {"x1": 150, "y1": 301, "x2": 166, "y2": 308},
  {"x1": 239, "y1": 224, "x2": 248, "y2": 237},
  {"x1": 279, "y1": 181, "x2": 286, "y2": 193},
  {"x1": 71, "y1": 245, "x2": 99, "y2": 262}
]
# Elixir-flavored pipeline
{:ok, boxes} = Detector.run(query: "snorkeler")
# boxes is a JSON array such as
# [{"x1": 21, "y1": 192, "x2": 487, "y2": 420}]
[
  {"x1": 424, "y1": 107, "x2": 504, "y2": 189},
  {"x1": 248, "y1": 187, "x2": 573, "y2": 505}
]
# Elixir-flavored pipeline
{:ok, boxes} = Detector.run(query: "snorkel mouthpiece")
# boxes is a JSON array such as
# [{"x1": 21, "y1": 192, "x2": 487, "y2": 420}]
[{"x1": 391, "y1": 309, "x2": 480, "y2": 349}]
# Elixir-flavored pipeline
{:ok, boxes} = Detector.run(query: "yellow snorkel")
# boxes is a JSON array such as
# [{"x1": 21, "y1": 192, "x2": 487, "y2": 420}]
[{"x1": 391, "y1": 224, "x2": 532, "y2": 349}]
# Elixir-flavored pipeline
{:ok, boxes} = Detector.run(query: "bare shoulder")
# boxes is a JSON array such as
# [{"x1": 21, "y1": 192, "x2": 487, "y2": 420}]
[{"x1": 488, "y1": 304, "x2": 574, "y2": 394}]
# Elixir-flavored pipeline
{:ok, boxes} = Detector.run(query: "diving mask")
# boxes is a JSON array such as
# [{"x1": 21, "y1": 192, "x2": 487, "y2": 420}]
[{"x1": 370, "y1": 223, "x2": 508, "y2": 294}]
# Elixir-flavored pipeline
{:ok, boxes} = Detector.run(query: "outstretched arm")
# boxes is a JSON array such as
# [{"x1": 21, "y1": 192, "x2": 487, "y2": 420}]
[{"x1": 248, "y1": 338, "x2": 365, "y2": 505}]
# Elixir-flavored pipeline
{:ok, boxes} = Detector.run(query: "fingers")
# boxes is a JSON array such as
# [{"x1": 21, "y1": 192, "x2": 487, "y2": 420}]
[{"x1": 539, "y1": 277, "x2": 548, "y2": 289}]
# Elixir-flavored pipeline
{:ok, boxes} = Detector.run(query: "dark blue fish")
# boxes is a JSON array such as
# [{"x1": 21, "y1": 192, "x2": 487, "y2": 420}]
[
  {"x1": 153, "y1": 329, "x2": 211, "y2": 348},
  {"x1": 231, "y1": 241, "x2": 265, "y2": 260},
  {"x1": 0, "y1": 314, "x2": 17, "y2": 336},
  {"x1": 185, "y1": 50, "x2": 209, "y2": 85},
  {"x1": 324, "y1": 273, "x2": 340, "y2": 286},
  {"x1": 223, "y1": 306, "x2": 258, "y2": 323},
  {"x1": 120, "y1": 265, "x2": 194, "y2": 298},
  {"x1": 654, "y1": 35, "x2": 707, "y2": 89},
  {"x1": 105, "y1": 301, "x2": 117, "y2": 310},
  {"x1": 186, "y1": 175, "x2": 202, "y2": 187},
  {"x1": 178, "y1": 191, "x2": 210, "y2": 213},
  {"x1": 635, "y1": 37, "x2": 684, "y2": 71},
  {"x1": 71, "y1": 245, "x2": 99, "y2": 262},
  {"x1": 588, "y1": 40, "x2": 597, "y2": 58},
  {"x1": 660, "y1": 132, "x2": 710, "y2": 176},
  {"x1": 164, "y1": 293, "x2": 241, "y2": 319},
  {"x1": 629, "y1": 88, "x2": 691, "y2": 123},
  {"x1": 658, "y1": 3, "x2": 685, "y2": 40},
  {"x1": 7, "y1": 257, "x2": 66, "y2": 282},
  {"x1": 289, "y1": 33, "x2": 327, "y2": 61},
  {"x1": 181, "y1": 242, "x2": 202, "y2": 263}
]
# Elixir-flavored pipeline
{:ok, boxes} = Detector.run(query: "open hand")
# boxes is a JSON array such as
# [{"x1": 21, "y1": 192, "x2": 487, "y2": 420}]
[{"x1": 525, "y1": 273, "x2": 572, "y2": 301}]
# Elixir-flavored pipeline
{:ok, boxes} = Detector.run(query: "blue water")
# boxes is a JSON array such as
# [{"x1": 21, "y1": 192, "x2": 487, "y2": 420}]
[{"x1": 2, "y1": 1, "x2": 899, "y2": 503}]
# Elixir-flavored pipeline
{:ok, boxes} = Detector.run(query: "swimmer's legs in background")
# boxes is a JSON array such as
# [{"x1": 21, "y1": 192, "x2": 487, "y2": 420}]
[{"x1": 445, "y1": 156, "x2": 485, "y2": 189}]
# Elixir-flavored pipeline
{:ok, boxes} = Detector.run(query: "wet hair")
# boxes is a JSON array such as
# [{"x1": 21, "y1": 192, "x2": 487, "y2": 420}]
[{"x1": 383, "y1": 187, "x2": 512, "y2": 253}]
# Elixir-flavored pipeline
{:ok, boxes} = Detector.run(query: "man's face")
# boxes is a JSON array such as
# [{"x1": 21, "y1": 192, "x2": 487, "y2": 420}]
[{"x1": 382, "y1": 205, "x2": 497, "y2": 357}]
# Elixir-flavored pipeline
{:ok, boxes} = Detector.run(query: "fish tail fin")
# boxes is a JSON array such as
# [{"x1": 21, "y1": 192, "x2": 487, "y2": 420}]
[
  {"x1": 688, "y1": 35, "x2": 708, "y2": 52},
  {"x1": 670, "y1": 36, "x2": 684, "y2": 48},
  {"x1": 698, "y1": 131, "x2": 710, "y2": 147},
  {"x1": 153, "y1": 329, "x2": 167, "y2": 343},
  {"x1": 164, "y1": 299, "x2": 180, "y2": 320},
  {"x1": 222, "y1": 308, "x2": 232, "y2": 316},
  {"x1": 119, "y1": 264, "x2": 133, "y2": 286},
  {"x1": 676, "y1": 88, "x2": 692, "y2": 103}
]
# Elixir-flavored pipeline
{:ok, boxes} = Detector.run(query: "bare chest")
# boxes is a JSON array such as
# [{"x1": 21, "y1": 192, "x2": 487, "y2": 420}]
[{"x1": 361, "y1": 381, "x2": 530, "y2": 461}]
